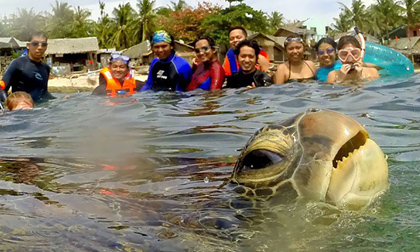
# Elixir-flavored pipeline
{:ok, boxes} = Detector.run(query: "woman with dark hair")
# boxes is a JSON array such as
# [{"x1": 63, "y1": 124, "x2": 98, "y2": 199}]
[
  {"x1": 186, "y1": 36, "x2": 225, "y2": 91},
  {"x1": 315, "y1": 37, "x2": 342, "y2": 81},
  {"x1": 326, "y1": 35, "x2": 379, "y2": 84},
  {"x1": 225, "y1": 40, "x2": 273, "y2": 89},
  {"x1": 141, "y1": 30, "x2": 192, "y2": 91},
  {"x1": 273, "y1": 34, "x2": 316, "y2": 84}
]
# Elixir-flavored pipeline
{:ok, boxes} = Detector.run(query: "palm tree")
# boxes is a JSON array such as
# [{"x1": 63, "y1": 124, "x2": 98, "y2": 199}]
[
  {"x1": 267, "y1": 11, "x2": 283, "y2": 34},
  {"x1": 331, "y1": 12, "x2": 352, "y2": 33},
  {"x1": 338, "y1": 0, "x2": 369, "y2": 31},
  {"x1": 95, "y1": 1, "x2": 115, "y2": 48},
  {"x1": 137, "y1": 0, "x2": 158, "y2": 42},
  {"x1": 398, "y1": 0, "x2": 420, "y2": 28},
  {"x1": 71, "y1": 6, "x2": 94, "y2": 37},
  {"x1": 169, "y1": 0, "x2": 189, "y2": 11},
  {"x1": 46, "y1": 1, "x2": 74, "y2": 38},
  {"x1": 111, "y1": 3, "x2": 136, "y2": 50},
  {"x1": 8, "y1": 8, "x2": 45, "y2": 41},
  {"x1": 366, "y1": 0, "x2": 402, "y2": 40}
]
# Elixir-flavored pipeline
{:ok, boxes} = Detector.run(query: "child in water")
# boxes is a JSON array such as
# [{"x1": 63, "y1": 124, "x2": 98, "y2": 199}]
[{"x1": 5, "y1": 91, "x2": 34, "y2": 111}]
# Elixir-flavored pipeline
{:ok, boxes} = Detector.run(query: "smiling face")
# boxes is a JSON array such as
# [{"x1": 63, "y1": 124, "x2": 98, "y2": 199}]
[
  {"x1": 194, "y1": 39, "x2": 216, "y2": 63},
  {"x1": 286, "y1": 41, "x2": 304, "y2": 63},
  {"x1": 229, "y1": 29, "x2": 247, "y2": 50},
  {"x1": 27, "y1": 35, "x2": 48, "y2": 62},
  {"x1": 152, "y1": 42, "x2": 173, "y2": 60},
  {"x1": 238, "y1": 45, "x2": 257, "y2": 73},
  {"x1": 318, "y1": 42, "x2": 336, "y2": 67},
  {"x1": 110, "y1": 60, "x2": 129, "y2": 80}
]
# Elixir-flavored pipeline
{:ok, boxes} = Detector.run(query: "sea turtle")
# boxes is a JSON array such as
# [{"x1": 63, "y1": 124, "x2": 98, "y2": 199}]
[{"x1": 230, "y1": 108, "x2": 389, "y2": 210}]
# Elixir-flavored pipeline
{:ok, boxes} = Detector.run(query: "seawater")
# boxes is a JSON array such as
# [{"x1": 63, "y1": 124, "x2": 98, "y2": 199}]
[{"x1": 0, "y1": 75, "x2": 420, "y2": 251}]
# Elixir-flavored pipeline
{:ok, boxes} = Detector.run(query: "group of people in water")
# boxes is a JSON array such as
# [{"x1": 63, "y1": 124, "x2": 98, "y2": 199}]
[{"x1": 0, "y1": 27, "x2": 381, "y2": 110}]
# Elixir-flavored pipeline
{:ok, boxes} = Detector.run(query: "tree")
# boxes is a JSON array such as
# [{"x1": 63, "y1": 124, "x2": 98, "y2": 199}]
[
  {"x1": 366, "y1": 0, "x2": 402, "y2": 40},
  {"x1": 95, "y1": 1, "x2": 115, "y2": 48},
  {"x1": 159, "y1": 2, "x2": 220, "y2": 42},
  {"x1": 46, "y1": 1, "x2": 74, "y2": 38},
  {"x1": 111, "y1": 3, "x2": 136, "y2": 50},
  {"x1": 267, "y1": 11, "x2": 284, "y2": 34},
  {"x1": 331, "y1": 12, "x2": 352, "y2": 33},
  {"x1": 137, "y1": 0, "x2": 158, "y2": 42},
  {"x1": 71, "y1": 6, "x2": 94, "y2": 37},
  {"x1": 338, "y1": 0, "x2": 369, "y2": 31},
  {"x1": 169, "y1": 0, "x2": 190, "y2": 11},
  {"x1": 201, "y1": 3, "x2": 269, "y2": 45},
  {"x1": 398, "y1": 0, "x2": 420, "y2": 27},
  {"x1": 7, "y1": 8, "x2": 45, "y2": 41}
]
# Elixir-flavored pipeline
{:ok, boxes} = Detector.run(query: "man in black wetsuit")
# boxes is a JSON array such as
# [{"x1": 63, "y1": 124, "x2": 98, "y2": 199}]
[
  {"x1": 225, "y1": 40, "x2": 273, "y2": 89},
  {"x1": 0, "y1": 31, "x2": 55, "y2": 102}
]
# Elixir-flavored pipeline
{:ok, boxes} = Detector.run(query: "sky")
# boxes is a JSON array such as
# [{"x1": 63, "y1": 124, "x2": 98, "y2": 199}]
[{"x1": 0, "y1": 0, "x2": 378, "y2": 35}]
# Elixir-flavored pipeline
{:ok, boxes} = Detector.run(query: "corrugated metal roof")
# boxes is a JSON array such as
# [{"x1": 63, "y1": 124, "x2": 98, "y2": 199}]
[
  {"x1": 45, "y1": 37, "x2": 99, "y2": 55},
  {"x1": 388, "y1": 36, "x2": 420, "y2": 50},
  {"x1": 0, "y1": 37, "x2": 27, "y2": 49},
  {"x1": 122, "y1": 41, "x2": 150, "y2": 59}
]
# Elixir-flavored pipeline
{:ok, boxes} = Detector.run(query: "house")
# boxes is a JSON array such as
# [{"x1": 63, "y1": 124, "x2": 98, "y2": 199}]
[
  {"x1": 247, "y1": 32, "x2": 286, "y2": 62},
  {"x1": 388, "y1": 36, "x2": 420, "y2": 62},
  {"x1": 141, "y1": 40, "x2": 195, "y2": 65},
  {"x1": 274, "y1": 21, "x2": 317, "y2": 45},
  {"x1": 0, "y1": 37, "x2": 27, "y2": 56},
  {"x1": 122, "y1": 40, "x2": 150, "y2": 60},
  {"x1": 45, "y1": 37, "x2": 99, "y2": 72}
]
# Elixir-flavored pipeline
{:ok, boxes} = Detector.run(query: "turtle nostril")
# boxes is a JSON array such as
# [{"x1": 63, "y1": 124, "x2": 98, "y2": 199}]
[{"x1": 242, "y1": 149, "x2": 283, "y2": 170}]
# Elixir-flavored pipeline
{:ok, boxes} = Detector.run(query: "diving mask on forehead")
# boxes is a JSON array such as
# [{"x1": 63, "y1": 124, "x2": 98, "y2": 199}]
[{"x1": 110, "y1": 54, "x2": 130, "y2": 64}]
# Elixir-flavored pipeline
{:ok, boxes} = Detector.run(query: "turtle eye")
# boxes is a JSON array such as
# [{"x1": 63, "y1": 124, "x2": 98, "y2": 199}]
[{"x1": 242, "y1": 149, "x2": 284, "y2": 170}]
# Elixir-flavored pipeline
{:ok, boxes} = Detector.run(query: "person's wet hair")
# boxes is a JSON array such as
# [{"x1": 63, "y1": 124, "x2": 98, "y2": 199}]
[
  {"x1": 315, "y1": 37, "x2": 337, "y2": 51},
  {"x1": 193, "y1": 36, "x2": 216, "y2": 49},
  {"x1": 228, "y1": 26, "x2": 247, "y2": 38},
  {"x1": 337, "y1": 35, "x2": 361, "y2": 50},
  {"x1": 284, "y1": 34, "x2": 305, "y2": 49},
  {"x1": 234, "y1": 39, "x2": 260, "y2": 59},
  {"x1": 5, "y1": 91, "x2": 34, "y2": 111}
]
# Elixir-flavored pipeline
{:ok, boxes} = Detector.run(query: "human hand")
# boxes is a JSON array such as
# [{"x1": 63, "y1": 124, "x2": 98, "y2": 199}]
[
  {"x1": 340, "y1": 64, "x2": 354, "y2": 75},
  {"x1": 353, "y1": 61, "x2": 363, "y2": 73},
  {"x1": 246, "y1": 82, "x2": 257, "y2": 90}
]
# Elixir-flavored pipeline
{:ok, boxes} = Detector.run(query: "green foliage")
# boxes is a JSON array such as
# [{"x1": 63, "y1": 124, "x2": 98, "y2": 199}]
[{"x1": 201, "y1": 3, "x2": 269, "y2": 45}]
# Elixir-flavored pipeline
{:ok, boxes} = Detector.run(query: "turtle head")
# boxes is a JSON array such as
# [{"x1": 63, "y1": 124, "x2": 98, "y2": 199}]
[{"x1": 231, "y1": 109, "x2": 389, "y2": 209}]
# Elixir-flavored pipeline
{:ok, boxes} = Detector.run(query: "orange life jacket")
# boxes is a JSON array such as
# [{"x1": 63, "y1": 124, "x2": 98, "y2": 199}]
[{"x1": 100, "y1": 67, "x2": 136, "y2": 97}]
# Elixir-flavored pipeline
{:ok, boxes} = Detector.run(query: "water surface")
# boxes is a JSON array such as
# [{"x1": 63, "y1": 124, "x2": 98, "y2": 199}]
[{"x1": 0, "y1": 76, "x2": 419, "y2": 251}]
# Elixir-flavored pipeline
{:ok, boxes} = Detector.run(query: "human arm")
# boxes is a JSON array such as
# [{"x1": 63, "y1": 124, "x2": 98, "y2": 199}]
[
  {"x1": 257, "y1": 54, "x2": 270, "y2": 72},
  {"x1": 140, "y1": 60, "x2": 157, "y2": 91},
  {"x1": 92, "y1": 74, "x2": 107, "y2": 95},
  {"x1": 176, "y1": 60, "x2": 193, "y2": 92},
  {"x1": 273, "y1": 64, "x2": 286, "y2": 84},
  {"x1": 209, "y1": 63, "x2": 225, "y2": 90},
  {"x1": 1, "y1": 59, "x2": 19, "y2": 94}
]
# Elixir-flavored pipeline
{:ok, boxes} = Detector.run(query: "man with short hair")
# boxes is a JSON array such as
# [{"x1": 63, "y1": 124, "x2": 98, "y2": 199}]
[
  {"x1": 225, "y1": 40, "x2": 273, "y2": 89},
  {"x1": 141, "y1": 30, "x2": 192, "y2": 92},
  {"x1": 223, "y1": 26, "x2": 270, "y2": 79},
  {"x1": 0, "y1": 31, "x2": 55, "y2": 102}
]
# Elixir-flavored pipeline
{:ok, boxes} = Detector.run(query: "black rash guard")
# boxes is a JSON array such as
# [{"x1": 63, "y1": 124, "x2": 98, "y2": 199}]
[{"x1": 0, "y1": 56, "x2": 55, "y2": 102}]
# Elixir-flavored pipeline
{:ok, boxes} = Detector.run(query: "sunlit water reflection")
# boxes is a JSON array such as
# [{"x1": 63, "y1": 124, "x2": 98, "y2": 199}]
[{"x1": 0, "y1": 75, "x2": 420, "y2": 251}]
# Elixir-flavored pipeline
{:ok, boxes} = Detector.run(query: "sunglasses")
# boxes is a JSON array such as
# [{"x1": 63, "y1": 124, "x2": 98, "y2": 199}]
[
  {"x1": 337, "y1": 48, "x2": 361, "y2": 62},
  {"x1": 285, "y1": 37, "x2": 303, "y2": 45},
  {"x1": 29, "y1": 41, "x2": 48, "y2": 47},
  {"x1": 194, "y1": 46, "x2": 211, "y2": 54},
  {"x1": 318, "y1": 47, "x2": 335, "y2": 55},
  {"x1": 111, "y1": 54, "x2": 130, "y2": 64}
]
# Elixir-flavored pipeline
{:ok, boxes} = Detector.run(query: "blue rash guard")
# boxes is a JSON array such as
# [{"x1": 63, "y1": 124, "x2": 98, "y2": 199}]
[
  {"x1": 141, "y1": 53, "x2": 192, "y2": 92},
  {"x1": 0, "y1": 56, "x2": 55, "y2": 102},
  {"x1": 316, "y1": 61, "x2": 342, "y2": 82}
]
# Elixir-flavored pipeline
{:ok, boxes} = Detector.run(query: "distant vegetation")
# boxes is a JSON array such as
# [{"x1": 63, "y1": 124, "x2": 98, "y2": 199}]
[{"x1": 0, "y1": 0, "x2": 417, "y2": 49}]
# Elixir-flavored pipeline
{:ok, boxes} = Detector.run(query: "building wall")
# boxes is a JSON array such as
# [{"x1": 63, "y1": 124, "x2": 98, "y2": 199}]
[{"x1": 408, "y1": 24, "x2": 420, "y2": 37}]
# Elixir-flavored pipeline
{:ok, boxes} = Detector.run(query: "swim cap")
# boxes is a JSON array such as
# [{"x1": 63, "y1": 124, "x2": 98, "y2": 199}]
[{"x1": 151, "y1": 30, "x2": 172, "y2": 45}]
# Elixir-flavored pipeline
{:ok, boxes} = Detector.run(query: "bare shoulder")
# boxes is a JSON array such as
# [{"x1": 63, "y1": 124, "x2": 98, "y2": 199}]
[
  {"x1": 326, "y1": 70, "x2": 336, "y2": 84},
  {"x1": 364, "y1": 67, "x2": 380, "y2": 79}
]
